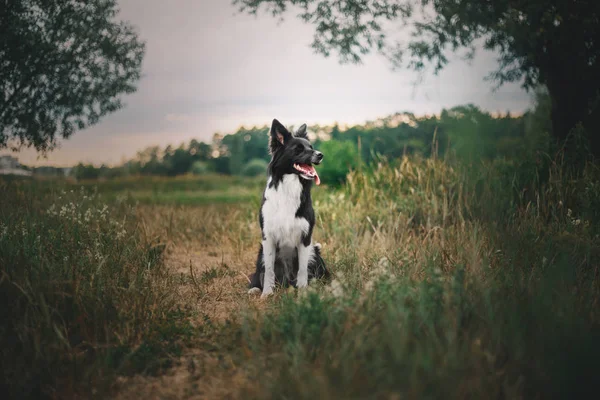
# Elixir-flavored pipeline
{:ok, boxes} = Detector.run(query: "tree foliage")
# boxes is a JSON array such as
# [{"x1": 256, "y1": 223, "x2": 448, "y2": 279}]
[
  {"x1": 69, "y1": 102, "x2": 547, "y2": 184},
  {"x1": 233, "y1": 0, "x2": 600, "y2": 155},
  {"x1": 0, "y1": 0, "x2": 145, "y2": 151}
]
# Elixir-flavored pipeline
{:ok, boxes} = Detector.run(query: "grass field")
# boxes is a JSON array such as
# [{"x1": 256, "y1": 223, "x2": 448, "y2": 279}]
[{"x1": 2, "y1": 157, "x2": 600, "y2": 399}]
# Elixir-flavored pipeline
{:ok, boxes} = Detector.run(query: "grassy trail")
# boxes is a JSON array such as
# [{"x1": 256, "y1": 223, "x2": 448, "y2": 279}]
[{"x1": 113, "y1": 242, "x2": 256, "y2": 399}]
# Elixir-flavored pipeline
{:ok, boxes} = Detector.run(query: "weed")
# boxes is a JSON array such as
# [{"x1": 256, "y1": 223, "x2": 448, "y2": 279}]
[{"x1": 0, "y1": 182, "x2": 193, "y2": 398}]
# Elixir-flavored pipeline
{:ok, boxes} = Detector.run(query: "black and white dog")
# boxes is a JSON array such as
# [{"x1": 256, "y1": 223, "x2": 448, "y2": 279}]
[{"x1": 248, "y1": 119, "x2": 330, "y2": 298}]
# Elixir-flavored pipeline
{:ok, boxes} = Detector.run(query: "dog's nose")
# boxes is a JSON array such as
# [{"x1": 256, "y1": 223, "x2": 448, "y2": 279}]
[{"x1": 314, "y1": 151, "x2": 323, "y2": 163}]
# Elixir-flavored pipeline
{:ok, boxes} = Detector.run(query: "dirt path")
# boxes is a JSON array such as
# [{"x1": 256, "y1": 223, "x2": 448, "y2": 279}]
[{"x1": 114, "y1": 245, "x2": 261, "y2": 400}]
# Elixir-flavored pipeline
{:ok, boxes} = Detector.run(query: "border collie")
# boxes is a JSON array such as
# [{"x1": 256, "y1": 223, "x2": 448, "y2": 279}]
[{"x1": 248, "y1": 119, "x2": 330, "y2": 298}]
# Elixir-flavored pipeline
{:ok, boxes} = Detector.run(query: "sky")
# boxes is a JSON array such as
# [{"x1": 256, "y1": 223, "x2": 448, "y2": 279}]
[{"x1": 8, "y1": 0, "x2": 532, "y2": 167}]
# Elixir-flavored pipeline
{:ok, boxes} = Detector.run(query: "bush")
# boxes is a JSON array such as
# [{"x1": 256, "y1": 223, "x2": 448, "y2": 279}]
[
  {"x1": 241, "y1": 158, "x2": 268, "y2": 177},
  {"x1": 190, "y1": 161, "x2": 212, "y2": 175},
  {"x1": 316, "y1": 140, "x2": 360, "y2": 185}
]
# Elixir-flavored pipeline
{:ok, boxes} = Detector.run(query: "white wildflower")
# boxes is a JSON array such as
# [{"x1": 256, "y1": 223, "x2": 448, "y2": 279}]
[
  {"x1": 98, "y1": 204, "x2": 109, "y2": 220},
  {"x1": 94, "y1": 239, "x2": 104, "y2": 261},
  {"x1": 84, "y1": 208, "x2": 92, "y2": 223},
  {"x1": 371, "y1": 257, "x2": 390, "y2": 278},
  {"x1": 377, "y1": 256, "x2": 390, "y2": 269},
  {"x1": 328, "y1": 279, "x2": 344, "y2": 298}
]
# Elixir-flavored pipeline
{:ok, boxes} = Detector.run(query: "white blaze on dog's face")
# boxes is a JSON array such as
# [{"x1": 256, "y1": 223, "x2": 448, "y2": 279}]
[{"x1": 269, "y1": 119, "x2": 323, "y2": 185}]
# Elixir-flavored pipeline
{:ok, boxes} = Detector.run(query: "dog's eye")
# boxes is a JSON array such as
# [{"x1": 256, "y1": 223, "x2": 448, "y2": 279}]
[{"x1": 295, "y1": 146, "x2": 303, "y2": 154}]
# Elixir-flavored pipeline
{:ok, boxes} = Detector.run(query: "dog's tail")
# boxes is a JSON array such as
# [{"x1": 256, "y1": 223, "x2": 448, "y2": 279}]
[{"x1": 311, "y1": 242, "x2": 331, "y2": 281}]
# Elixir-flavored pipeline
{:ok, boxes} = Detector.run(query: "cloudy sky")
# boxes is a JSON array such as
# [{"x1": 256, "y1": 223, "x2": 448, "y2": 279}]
[{"x1": 11, "y1": 0, "x2": 532, "y2": 166}]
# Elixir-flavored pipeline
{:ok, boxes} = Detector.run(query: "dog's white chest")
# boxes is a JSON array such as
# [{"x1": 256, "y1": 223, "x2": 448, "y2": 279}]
[{"x1": 262, "y1": 174, "x2": 309, "y2": 247}]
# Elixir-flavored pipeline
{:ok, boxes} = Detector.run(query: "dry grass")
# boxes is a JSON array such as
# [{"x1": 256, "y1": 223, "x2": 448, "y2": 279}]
[
  {"x1": 109, "y1": 204, "x2": 263, "y2": 399},
  {"x1": 112, "y1": 156, "x2": 600, "y2": 399},
  {"x1": 3, "y1": 155, "x2": 600, "y2": 399}
]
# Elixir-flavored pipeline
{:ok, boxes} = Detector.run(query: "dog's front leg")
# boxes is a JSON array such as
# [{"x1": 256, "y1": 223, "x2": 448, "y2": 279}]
[
  {"x1": 261, "y1": 237, "x2": 276, "y2": 298},
  {"x1": 297, "y1": 244, "x2": 311, "y2": 288}
]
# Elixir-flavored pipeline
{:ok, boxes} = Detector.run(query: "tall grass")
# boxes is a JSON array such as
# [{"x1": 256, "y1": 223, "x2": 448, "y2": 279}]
[
  {"x1": 237, "y1": 155, "x2": 600, "y2": 399},
  {"x1": 2, "y1": 153, "x2": 600, "y2": 399},
  {"x1": 0, "y1": 181, "x2": 192, "y2": 398}
]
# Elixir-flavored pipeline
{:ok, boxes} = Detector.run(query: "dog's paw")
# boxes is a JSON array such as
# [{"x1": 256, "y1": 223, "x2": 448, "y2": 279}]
[
  {"x1": 296, "y1": 277, "x2": 308, "y2": 288},
  {"x1": 260, "y1": 289, "x2": 273, "y2": 299},
  {"x1": 248, "y1": 287, "x2": 261, "y2": 295}
]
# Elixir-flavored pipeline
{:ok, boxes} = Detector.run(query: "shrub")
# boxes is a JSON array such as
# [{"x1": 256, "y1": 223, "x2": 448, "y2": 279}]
[
  {"x1": 241, "y1": 158, "x2": 268, "y2": 177},
  {"x1": 316, "y1": 140, "x2": 360, "y2": 185},
  {"x1": 190, "y1": 161, "x2": 212, "y2": 175}
]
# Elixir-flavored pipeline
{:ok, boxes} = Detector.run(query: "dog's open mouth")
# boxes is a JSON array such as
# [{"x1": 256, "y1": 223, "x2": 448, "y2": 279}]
[{"x1": 293, "y1": 163, "x2": 321, "y2": 185}]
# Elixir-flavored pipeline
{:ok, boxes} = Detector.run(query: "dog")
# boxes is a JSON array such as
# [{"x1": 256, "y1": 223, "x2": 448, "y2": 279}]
[{"x1": 248, "y1": 119, "x2": 330, "y2": 298}]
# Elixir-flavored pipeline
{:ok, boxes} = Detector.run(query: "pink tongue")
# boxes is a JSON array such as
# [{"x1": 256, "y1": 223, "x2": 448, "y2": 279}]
[{"x1": 305, "y1": 164, "x2": 320, "y2": 186}]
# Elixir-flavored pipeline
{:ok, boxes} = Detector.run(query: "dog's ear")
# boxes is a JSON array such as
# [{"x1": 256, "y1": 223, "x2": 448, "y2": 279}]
[
  {"x1": 270, "y1": 119, "x2": 291, "y2": 152},
  {"x1": 295, "y1": 123, "x2": 308, "y2": 139}
]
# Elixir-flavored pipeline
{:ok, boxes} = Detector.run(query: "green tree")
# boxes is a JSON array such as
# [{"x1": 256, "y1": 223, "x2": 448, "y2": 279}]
[
  {"x1": 72, "y1": 163, "x2": 100, "y2": 180},
  {"x1": 163, "y1": 144, "x2": 195, "y2": 176},
  {"x1": 227, "y1": 134, "x2": 245, "y2": 175},
  {"x1": 234, "y1": 0, "x2": 600, "y2": 157},
  {"x1": 0, "y1": 0, "x2": 145, "y2": 151},
  {"x1": 188, "y1": 139, "x2": 212, "y2": 162},
  {"x1": 135, "y1": 146, "x2": 167, "y2": 175}
]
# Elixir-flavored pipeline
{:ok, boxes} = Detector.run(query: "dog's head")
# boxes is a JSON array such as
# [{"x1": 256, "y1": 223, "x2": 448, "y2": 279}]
[{"x1": 268, "y1": 119, "x2": 323, "y2": 185}]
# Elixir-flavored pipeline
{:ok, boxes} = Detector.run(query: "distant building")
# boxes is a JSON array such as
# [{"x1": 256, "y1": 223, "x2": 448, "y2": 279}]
[
  {"x1": 0, "y1": 155, "x2": 33, "y2": 176},
  {"x1": 0, "y1": 155, "x2": 19, "y2": 169}
]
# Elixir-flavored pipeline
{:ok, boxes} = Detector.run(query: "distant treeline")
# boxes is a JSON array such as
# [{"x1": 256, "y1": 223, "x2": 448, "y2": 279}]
[{"x1": 72, "y1": 93, "x2": 551, "y2": 184}]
